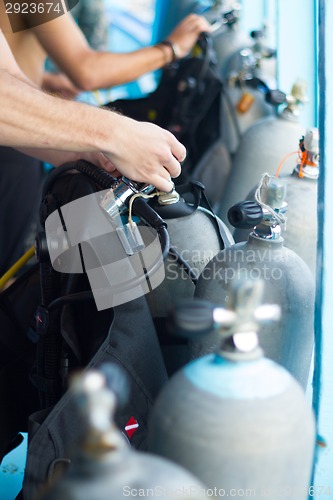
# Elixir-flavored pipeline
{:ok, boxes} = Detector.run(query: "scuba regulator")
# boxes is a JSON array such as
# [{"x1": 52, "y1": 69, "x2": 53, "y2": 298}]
[{"x1": 38, "y1": 161, "x2": 173, "y2": 312}]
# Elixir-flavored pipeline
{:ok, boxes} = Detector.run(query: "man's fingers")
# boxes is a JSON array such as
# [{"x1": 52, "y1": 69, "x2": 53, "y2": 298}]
[
  {"x1": 163, "y1": 154, "x2": 182, "y2": 179},
  {"x1": 98, "y1": 153, "x2": 118, "y2": 172},
  {"x1": 150, "y1": 173, "x2": 175, "y2": 193},
  {"x1": 169, "y1": 136, "x2": 186, "y2": 166}
]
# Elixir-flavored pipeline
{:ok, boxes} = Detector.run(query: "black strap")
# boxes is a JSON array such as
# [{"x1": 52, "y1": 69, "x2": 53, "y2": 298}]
[{"x1": 31, "y1": 371, "x2": 61, "y2": 396}]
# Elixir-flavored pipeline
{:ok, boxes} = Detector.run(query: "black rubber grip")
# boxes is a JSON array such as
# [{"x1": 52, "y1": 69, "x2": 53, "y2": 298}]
[
  {"x1": 168, "y1": 300, "x2": 215, "y2": 339},
  {"x1": 228, "y1": 201, "x2": 264, "y2": 229},
  {"x1": 265, "y1": 89, "x2": 287, "y2": 106},
  {"x1": 250, "y1": 30, "x2": 264, "y2": 39}
]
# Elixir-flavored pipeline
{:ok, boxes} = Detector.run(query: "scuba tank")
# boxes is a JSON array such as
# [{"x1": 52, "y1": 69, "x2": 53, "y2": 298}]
[
  {"x1": 234, "y1": 128, "x2": 319, "y2": 276},
  {"x1": 143, "y1": 181, "x2": 234, "y2": 375},
  {"x1": 218, "y1": 81, "x2": 309, "y2": 229},
  {"x1": 208, "y1": 1, "x2": 277, "y2": 80},
  {"x1": 39, "y1": 364, "x2": 208, "y2": 500},
  {"x1": 206, "y1": 1, "x2": 252, "y2": 77},
  {"x1": 225, "y1": 28, "x2": 277, "y2": 81},
  {"x1": 148, "y1": 280, "x2": 316, "y2": 498},
  {"x1": 193, "y1": 174, "x2": 314, "y2": 389},
  {"x1": 208, "y1": 2, "x2": 279, "y2": 154},
  {"x1": 221, "y1": 47, "x2": 284, "y2": 154}
]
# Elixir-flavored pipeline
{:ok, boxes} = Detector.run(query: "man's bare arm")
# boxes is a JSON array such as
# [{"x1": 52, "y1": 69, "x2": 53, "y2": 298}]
[
  {"x1": 0, "y1": 69, "x2": 185, "y2": 191},
  {"x1": 33, "y1": 12, "x2": 211, "y2": 90}
]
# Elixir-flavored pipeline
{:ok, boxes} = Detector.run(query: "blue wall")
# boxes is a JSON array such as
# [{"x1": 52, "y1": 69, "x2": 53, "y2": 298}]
[
  {"x1": 240, "y1": 0, "x2": 316, "y2": 127},
  {"x1": 312, "y1": 0, "x2": 333, "y2": 493}
]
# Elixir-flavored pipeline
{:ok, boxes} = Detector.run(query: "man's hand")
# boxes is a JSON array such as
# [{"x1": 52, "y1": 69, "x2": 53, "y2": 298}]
[
  {"x1": 103, "y1": 115, "x2": 186, "y2": 192},
  {"x1": 166, "y1": 14, "x2": 212, "y2": 59}
]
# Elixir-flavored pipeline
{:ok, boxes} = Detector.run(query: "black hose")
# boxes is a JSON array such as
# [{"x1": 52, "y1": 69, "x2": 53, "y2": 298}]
[
  {"x1": 76, "y1": 160, "x2": 117, "y2": 189},
  {"x1": 37, "y1": 262, "x2": 62, "y2": 408},
  {"x1": 42, "y1": 160, "x2": 117, "y2": 199},
  {"x1": 159, "y1": 226, "x2": 171, "y2": 261},
  {"x1": 131, "y1": 197, "x2": 170, "y2": 260},
  {"x1": 48, "y1": 291, "x2": 94, "y2": 311}
]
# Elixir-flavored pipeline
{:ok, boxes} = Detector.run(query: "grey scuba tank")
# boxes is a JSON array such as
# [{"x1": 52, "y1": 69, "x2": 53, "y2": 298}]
[
  {"x1": 221, "y1": 30, "x2": 281, "y2": 154},
  {"x1": 144, "y1": 182, "x2": 234, "y2": 375},
  {"x1": 224, "y1": 28, "x2": 277, "y2": 81},
  {"x1": 39, "y1": 365, "x2": 209, "y2": 500},
  {"x1": 207, "y1": 1, "x2": 252, "y2": 77},
  {"x1": 148, "y1": 279, "x2": 316, "y2": 499},
  {"x1": 218, "y1": 81, "x2": 308, "y2": 230},
  {"x1": 234, "y1": 128, "x2": 319, "y2": 276},
  {"x1": 193, "y1": 174, "x2": 314, "y2": 389}
]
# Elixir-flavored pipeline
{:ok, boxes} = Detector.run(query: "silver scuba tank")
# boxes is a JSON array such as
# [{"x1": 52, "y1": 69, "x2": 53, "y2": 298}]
[
  {"x1": 148, "y1": 280, "x2": 316, "y2": 499},
  {"x1": 218, "y1": 81, "x2": 309, "y2": 230},
  {"x1": 234, "y1": 128, "x2": 319, "y2": 276},
  {"x1": 193, "y1": 174, "x2": 314, "y2": 389},
  {"x1": 207, "y1": 1, "x2": 252, "y2": 77},
  {"x1": 40, "y1": 365, "x2": 209, "y2": 500},
  {"x1": 221, "y1": 47, "x2": 284, "y2": 154},
  {"x1": 208, "y1": 2, "x2": 279, "y2": 154},
  {"x1": 143, "y1": 182, "x2": 234, "y2": 375}
]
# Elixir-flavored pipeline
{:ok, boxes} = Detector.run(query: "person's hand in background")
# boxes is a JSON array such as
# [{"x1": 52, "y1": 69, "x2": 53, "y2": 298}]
[
  {"x1": 166, "y1": 14, "x2": 212, "y2": 59},
  {"x1": 42, "y1": 72, "x2": 81, "y2": 99}
]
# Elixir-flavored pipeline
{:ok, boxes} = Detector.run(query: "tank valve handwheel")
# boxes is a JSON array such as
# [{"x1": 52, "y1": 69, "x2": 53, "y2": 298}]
[{"x1": 227, "y1": 201, "x2": 263, "y2": 229}]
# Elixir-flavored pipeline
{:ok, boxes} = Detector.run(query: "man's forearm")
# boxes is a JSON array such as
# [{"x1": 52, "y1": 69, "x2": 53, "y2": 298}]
[
  {"x1": 16, "y1": 148, "x2": 83, "y2": 167},
  {"x1": 33, "y1": 12, "x2": 211, "y2": 92},
  {"x1": 67, "y1": 45, "x2": 173, "y2": 91},
  {"x1": 0, "y1": 69, "x2": 116, "y2": 152},
  {"x1": 0, "y1": 68, "x2": 186, "y2": 192}
]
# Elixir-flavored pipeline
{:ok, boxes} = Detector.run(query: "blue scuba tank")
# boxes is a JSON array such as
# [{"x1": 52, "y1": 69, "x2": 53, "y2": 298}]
[{"x1": 148, "y1": 280, "x2": 316, "y2": 499}]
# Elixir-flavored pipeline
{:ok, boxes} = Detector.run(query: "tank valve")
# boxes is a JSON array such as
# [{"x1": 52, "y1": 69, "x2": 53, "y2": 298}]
[
  {"x1": 168, "y1": 279, "x2": 280, "y2": 360},
  {"x1": 229, "y1": 174, "x2": 287, "y2": 240},
  {"x1": 295, "y1": 128, "x2": 319, "y2": 180}
]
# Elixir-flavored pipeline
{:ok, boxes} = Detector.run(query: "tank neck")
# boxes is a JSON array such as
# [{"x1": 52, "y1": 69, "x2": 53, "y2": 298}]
[
  {"x1": 217, "y1": 332, "x2": 263, "y2": 361},
  {"x1": 252, "y1": 173, "x2": 287, "y2": 241},
  {"x1": 248, "y1": 232, "x2": 284, "y2": 246},
  {"x1": 252, "y1": 220, "x2": 284, "y2": 241},
  {"x1": 293, "y1": 164, "x2": 319, "y2": 181},
  {"x1": 213, "y1": 280, "x2": 280, "y2": 361},
  {"x1": 279, "y1": 80, "x2": 308, "y2": 121},
  {"x1": 71, "y1": 371, "x2": 128, "y2": 458},
  {"x1": 293, "y1": 129, "x2": 320, "y2": 180}
]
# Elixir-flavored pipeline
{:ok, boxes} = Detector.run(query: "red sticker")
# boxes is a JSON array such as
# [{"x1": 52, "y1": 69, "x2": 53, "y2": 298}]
[{"x1": 125, "y1": 417, "x2": 139, "y2": 438}]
